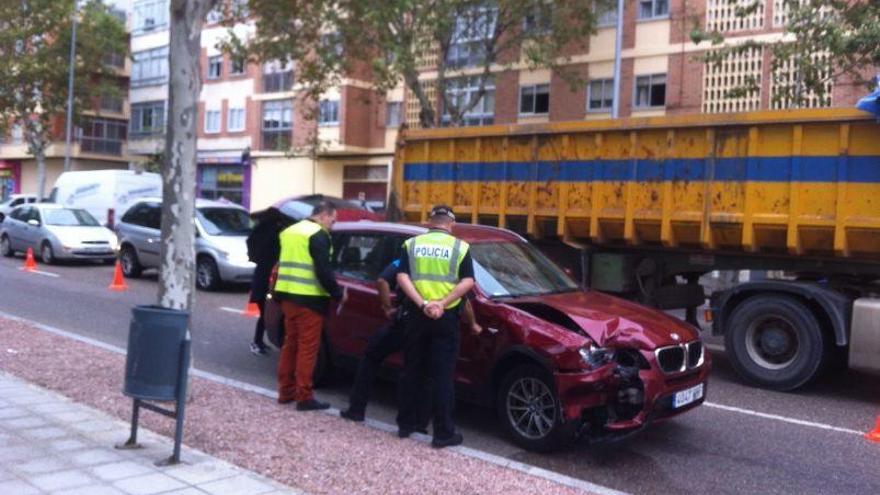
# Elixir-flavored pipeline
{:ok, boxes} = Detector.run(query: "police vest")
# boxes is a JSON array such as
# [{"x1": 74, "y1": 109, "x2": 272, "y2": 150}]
[
  {"x1": 275, "y1": 220, "x2": 331, "y2": 297},
  {"x1": 405, "y1": 230, "x2": 469, "y2": 309}
]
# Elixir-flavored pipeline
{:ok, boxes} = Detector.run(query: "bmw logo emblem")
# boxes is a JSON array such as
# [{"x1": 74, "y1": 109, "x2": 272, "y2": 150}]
[{"x1": 671, "y1": 333, "x2": 681, "y2": 341}]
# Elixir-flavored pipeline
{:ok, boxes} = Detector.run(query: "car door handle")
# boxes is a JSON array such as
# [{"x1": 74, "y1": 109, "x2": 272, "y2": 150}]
[{"x1": 147, "y1": 238, "x2": 158, "y2": 244}]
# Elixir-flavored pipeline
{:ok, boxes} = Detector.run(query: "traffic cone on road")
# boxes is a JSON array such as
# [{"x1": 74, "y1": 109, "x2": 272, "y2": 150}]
[
  {"x1": 866, "y1": 417, "x2": 880, "y2": 442},
  {"x1": 108, "y1": 260, "x2": 128, "y2": 291},
  {"x1": 23, "y1": 248, "x2": 37, "y2": 272},
  {"x1": 243, "y1": 294, "x2": 260, "y2": 317}
]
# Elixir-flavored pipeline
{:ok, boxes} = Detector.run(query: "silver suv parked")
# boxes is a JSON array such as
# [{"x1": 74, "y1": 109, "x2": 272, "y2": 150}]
[{"x1": 115, "y1": 198, "x2": 255, "y2": 290}]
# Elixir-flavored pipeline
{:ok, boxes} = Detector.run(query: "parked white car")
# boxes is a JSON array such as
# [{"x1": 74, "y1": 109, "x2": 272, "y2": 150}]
[
  {"x1": 0, "y1": 204, "x2": 118, "y2": 264},
  {"x1": 0, "y1": 194, "x2": 38, "y2": 217}
]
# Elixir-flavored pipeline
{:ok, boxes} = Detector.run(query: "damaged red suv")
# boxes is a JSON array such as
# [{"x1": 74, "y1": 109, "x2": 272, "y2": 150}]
[{"x1": 321, "y1": 221, "x2": 710, "y2": 451}]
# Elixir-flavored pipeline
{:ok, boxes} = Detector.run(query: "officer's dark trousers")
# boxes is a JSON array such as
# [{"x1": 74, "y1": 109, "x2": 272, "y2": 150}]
[{"x1": 396, "y1": 308, "x2": 460, "y2": 441}]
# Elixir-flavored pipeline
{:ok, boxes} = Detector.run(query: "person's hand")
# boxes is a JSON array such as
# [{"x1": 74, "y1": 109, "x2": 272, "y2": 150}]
[
  {"x1": 470, "y1": 322, "x2": 483, "y2": 336},
  {"x1": 424, "y1": 301, "x2": 443, "y2": 319}
]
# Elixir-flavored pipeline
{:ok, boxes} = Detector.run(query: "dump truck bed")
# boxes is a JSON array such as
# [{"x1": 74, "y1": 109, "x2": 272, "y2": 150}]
[{"x1": 393, "y1": 108, "x2": 880, "y2": 259}]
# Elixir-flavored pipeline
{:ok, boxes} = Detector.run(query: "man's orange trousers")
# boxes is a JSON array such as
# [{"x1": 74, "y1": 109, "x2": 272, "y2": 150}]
[{"x1": 277, "y1": 300, "x2": 323, "y2": 403}]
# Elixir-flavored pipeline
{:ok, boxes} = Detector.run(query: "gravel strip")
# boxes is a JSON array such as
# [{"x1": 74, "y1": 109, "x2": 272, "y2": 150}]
[{"x1": 0, "y1": 316, "x2": 593, "y2": 494}]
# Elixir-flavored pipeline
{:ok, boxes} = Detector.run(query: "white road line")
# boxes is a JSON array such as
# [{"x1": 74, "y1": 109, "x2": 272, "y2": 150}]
[
  {"x1": 703, "y1": 401, "x2": 863, "y2": 435},
  {"x1": 219, "y1": 306, "x2": 244, "y2": 315},
  {"x1": 19, "y1": 268, "x2": 60, "y2": 278}
]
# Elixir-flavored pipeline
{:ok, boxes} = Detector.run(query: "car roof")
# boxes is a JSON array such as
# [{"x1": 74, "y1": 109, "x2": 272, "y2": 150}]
[{"x1": 332, "y1": 220, "x2": 525, "y2": 244}]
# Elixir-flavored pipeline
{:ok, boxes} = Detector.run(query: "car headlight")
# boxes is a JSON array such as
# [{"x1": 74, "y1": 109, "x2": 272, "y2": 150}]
[{"x1": 579, "y1": 343, "x2": 613, "y2": 368}]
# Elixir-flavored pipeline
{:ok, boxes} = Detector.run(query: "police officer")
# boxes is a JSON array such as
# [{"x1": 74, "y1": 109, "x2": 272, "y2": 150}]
[
  {"x1": 396, "y1": 205, "x2": 475, "y2": 448},
  {"x1": 274, "y1": 201, "x2": 346, "y2": 411},
  {"x1": 340, "y1": 256, "x2": 481, "y2": 424}
]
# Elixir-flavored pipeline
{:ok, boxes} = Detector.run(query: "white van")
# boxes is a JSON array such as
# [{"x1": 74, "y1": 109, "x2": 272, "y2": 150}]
[{"x1": 48, "y1": 170, "x2": 162, "y2": 228}]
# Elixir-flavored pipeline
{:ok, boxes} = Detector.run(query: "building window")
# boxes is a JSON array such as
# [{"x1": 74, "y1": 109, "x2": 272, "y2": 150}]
[
  {"x1": 102, "y1": 51, "x2": 126, "y2": 69},
  {"x1": 131, "y1": 46, "x2": 168, "y2": 87},
  {"x1": 446, "y1": 7, "x2": 497, "y2": 69},
  {"x1": 386, "y1": 101, "x2": 403, "y2": 127},
  {"x1": 130, "y1": 101, "x2": 165, "y2": 136},
  {"x1": 199, "y1": 165, "x2": 244, "y2": 205},
  {"x1": 133, "y1": 0, "x2": 167, "y2": 34},
  {"x1": 770, "y1": 50, "x2": 833, "y2": 109},
  {"x1": 634, "y1": 74, "x2": 666, "y2": 108},
  {"x1": 441, "y1": 76, "x2": 495, "y2": 127},
  {"x1": 79, "y1": 118, "x2": 127, "y2": 155},
  {"x1": 262, "y1": 61, "x2": 293, "y2": 93},
  {"x1": 587, "y1": 79, "x2": 614, "y2": 111},
  {"x1": 638, "y1": 0, "x2": 669, "y2": 19},
  {"x1": 262, "y1": 99, "x2": 293, "y2": 150},
  {"x1": 321, "y1": 33, "x2": 344, "y2": 57},
  {"x1": 343, "y1": 165, "x2": 389, "y2": 212},
  {"x1": 100, "y1": 92, "x2": 124, "y2": 113},
  {"x1": 318, "y1": 100, "x2": 339, "y2": 126},
  {"x1": 523, "y1": 5, "x2": 552, "y2": 34},
  {"x1": 230, "y1": 56, "x2": 245, "y2": 75},
  {"x1": 519, "y1": 84, "x2": 550, "y2": 115},
  {"x1": 204, "y1": 110, "x2": 221, "y2": 134},
  {"x1": 227, "y1": 107, "x2": 245, "y2": 132},
  {"x1": 207, "y1": 56, "x2": 222, "y2": 80},
  {"x1": 596, "y1": 3, "x2": 618, "y2": 27}
]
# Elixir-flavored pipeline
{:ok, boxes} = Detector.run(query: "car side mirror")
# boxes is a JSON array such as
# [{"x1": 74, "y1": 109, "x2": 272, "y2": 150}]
[{"x1": 27, "y1": 219, "x2": 40, "y2": 227}]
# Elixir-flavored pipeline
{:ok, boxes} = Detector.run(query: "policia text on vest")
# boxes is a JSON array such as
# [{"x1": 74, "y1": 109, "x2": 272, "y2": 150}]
[
  {"x1": 396, "y1": 205, "x2": 475, "y2": 449},
  {"x1": 273, "y1": 203, "x2": 344, "y2": 412}
]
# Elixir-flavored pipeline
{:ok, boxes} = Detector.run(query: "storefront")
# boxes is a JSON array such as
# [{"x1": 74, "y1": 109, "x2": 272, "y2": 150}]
[
  {"x1": 196, "y1": 151, "x2": 251, "y2": 210},
  {"x1": 0, "y1": 160, "x2": 22, "y2": 201},
  {"x1": 342, "y1": 164, "x2": 389, "y2": 213}
]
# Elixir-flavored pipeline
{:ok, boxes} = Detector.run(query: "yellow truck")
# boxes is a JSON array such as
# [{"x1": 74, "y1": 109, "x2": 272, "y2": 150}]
[{"x1": 391, "y1": 107, "x2": 880, "y2": 391}]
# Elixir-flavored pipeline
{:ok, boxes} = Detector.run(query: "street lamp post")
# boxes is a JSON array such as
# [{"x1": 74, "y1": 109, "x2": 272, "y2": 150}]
[
  {"x1": 63, "y1": 0, "x2": 78, "y2": 173},
  {"x1": 611, "y1": 0, "x2": 624, "y2": 119}
]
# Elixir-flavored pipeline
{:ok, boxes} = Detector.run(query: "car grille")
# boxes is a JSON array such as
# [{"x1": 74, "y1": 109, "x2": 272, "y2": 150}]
[
  {"x1": 655, "y1": 341, "x2": 704, "y2": 374},
  {"x1": 82, "y1": 241, "x2": 109, "y2": 245}
]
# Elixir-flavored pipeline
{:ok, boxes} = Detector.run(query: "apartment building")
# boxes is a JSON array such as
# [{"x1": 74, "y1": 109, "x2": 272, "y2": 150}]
[
  {"x1": 0, "y1": 8, "x2": 131, "y2": 201},
  {"x1": 405, "y1": 0, "x2": 871, "y2": 129},
  {"x1": 128, "y1": 0, "x2": 169, "y2": 162}
]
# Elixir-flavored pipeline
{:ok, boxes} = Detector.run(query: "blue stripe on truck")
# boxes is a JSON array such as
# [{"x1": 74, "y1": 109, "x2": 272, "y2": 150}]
[{"x1": 403, "y1": 156, "x2": 880, "y2": 183}]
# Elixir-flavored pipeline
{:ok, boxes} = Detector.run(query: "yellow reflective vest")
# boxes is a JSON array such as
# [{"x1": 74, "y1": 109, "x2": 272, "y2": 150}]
[
  {"x1": 405, "y1": 230, "x2": 469, "y2": 309},
  {"x1": 275, "y1": 220, "x2": 331, "y2": 297}
]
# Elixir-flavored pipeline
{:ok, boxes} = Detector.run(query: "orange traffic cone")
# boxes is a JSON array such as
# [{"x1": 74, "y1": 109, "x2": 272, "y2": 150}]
[
  {"x1": 243, "y1": 294, "x2": 260, "y2": 317},
  {"x1": 23, "y1": 248, "x2": 37, "y2": 272},
  {"x1": 866, "y1": 417, "x2": 880, "y2": 443},
  {"x1": 108, "y1": 260, "x2": 128, "y2": 291}
]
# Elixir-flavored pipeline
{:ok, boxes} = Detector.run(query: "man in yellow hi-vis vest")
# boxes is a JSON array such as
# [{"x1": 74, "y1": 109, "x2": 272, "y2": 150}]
[
  {"x1": 274, "y1": 201, "x2": 345, "y2": 411},
  {"x1": 396, "y1": 205, "x2": 475, "y2": 448}
]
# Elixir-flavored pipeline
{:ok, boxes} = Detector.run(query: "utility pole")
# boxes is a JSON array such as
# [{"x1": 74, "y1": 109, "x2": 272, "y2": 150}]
[
  {"x1": 63, "y1": 0, "x2": 78, "y2": 172},
  {"x1": 611, "y1": 0, "x2": 624, "y2": 119}
]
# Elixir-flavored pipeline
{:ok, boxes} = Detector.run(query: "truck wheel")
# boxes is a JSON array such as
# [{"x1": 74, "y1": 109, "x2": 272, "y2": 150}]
[
  {"x1": 120, "y1": 245, "x2": 142, "y2": 278},
  {"x1": 496, "y1": 365, "x2": 574, "y2": 452},
  {"x1": 724, "y1": 295, "x2": 826, "y2": 391},
  {"x1": 196, "y1": 256, "x2": 220, "y2": 291}
]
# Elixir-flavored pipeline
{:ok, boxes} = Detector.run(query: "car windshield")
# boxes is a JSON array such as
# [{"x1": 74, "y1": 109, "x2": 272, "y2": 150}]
[
  {"x1": 469, "y1": 241, "x2": 580, "y2": 298},
  {"x1": 197, "y1": 207, "x2": 252, "y2": 236},
  {"x1": 43, "y1": 208, "x2": 100, "y2": 227}
]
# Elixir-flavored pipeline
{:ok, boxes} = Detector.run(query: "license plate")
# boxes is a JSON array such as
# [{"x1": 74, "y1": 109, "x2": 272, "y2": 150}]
[{"x1": 673, "y1": 383, "x2": 704, "y2": 409}]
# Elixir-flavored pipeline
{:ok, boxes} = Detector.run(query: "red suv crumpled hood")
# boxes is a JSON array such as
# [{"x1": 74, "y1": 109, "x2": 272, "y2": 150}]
[{"x1": 509, "y1": 290, "x2": 699, "y2": 350}]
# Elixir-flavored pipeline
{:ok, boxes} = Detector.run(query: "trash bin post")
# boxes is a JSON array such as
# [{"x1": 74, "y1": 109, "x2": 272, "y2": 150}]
[{"x1": 158, "y1": 335, "x2": 191, "y2": 466}]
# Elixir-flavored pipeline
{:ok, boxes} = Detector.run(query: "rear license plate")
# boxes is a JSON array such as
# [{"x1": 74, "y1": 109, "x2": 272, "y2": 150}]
[{"x1": 673, "y1": 383, "x2": 704, "y2": 409}]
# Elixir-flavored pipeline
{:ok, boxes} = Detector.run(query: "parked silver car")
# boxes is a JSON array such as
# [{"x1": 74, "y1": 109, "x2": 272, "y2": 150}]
[
  {"x1": 0, "y1": 204, "x2": 118, "y2": 264},
  {"x1": 115, "y1": 198, "x2": 255, "y2": 290}
]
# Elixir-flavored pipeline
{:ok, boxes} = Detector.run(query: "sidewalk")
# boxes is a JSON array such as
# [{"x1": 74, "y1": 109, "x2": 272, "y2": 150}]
[
  {"x1": 0, "y1": 372, "x2": 299, "y2": 495},
  {"x1": 0, "y1": 313, "x2": 608, "y2": 495}
]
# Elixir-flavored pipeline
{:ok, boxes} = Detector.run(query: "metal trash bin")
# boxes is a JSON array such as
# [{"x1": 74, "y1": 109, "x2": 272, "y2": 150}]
[
  {"x1": 124, "y1": 305, "x2": 190, "y2": 401},
  {"x1": 119, "y1": 304, "x2": 191, "y2": 465}
]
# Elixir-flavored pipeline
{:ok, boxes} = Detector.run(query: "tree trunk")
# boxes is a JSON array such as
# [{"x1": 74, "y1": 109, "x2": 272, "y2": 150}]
[{"x1": 159, "y1": 0, "x2": 214, "y2": 310}]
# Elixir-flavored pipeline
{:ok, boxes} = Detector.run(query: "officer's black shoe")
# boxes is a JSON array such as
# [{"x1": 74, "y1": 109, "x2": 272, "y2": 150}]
[
  {"x1": 296, "y1": 399, "x2": 330, "y2": 411},
  {"x1": 431, "y1": 432, "x2": 464, "y2": 449},
  {"x1": 340, "y1": 408, "x2": 365, "y2": 422},
  {"x1": 397, "y1": 428, "x2": 414, "y2": 438}
]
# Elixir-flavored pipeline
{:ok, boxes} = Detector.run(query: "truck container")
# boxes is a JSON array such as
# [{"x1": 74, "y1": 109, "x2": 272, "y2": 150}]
[{"x1": 391, "y1": 108, "x2": 880, "y2": 391}]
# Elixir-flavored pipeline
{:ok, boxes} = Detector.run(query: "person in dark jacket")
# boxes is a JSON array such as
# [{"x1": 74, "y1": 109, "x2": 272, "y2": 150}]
[{"x1": 246, "y1": 209, "x2": 287, "y2": 355}]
